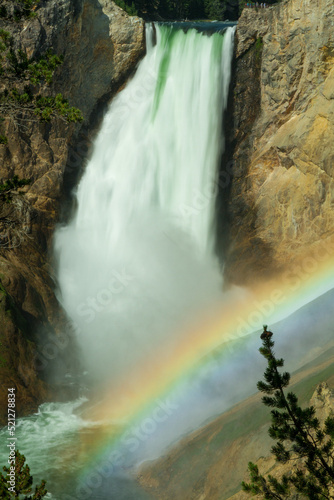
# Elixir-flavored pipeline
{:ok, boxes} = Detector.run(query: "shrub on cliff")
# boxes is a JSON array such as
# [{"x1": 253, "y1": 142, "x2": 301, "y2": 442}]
[
  {"x1": 0, "y1": 175, "x2": 31, "y2": 203},
  {"x1": 0, "y1": 0, "x2": 39, "y2": 21},
  {"x1": 0, "y1": 450, "x2": 47, "y2": 499},
  {"x1": 242, "y1": 328, "x2": 334, "y2": 499},
  {"x1": 114, "y1": 0, "x2": 232, "y2": 20},
  {"x1": 204, "y1": 0, "x2": 226, "y2": 19},
  {"x1": 114, "y1": 0, "x2": 138, "y2": 16},
  {"x1": 0, "y1": 23, "x2": 83, "y2": 129}
]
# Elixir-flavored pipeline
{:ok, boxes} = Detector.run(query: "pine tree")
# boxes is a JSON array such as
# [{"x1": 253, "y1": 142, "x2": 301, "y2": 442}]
[
  {"x1": 0, "y1": 450, "x2": 47, "y2": 499},
  {"x1": 114, "y1": 0, "x2": 224, "y2": 19},
  {"x1": 242, "y1": 328, "x2": 334, "y2": 499},
  {"x1": 204, "y1": 0, "x2": 226, "y2": 19}
]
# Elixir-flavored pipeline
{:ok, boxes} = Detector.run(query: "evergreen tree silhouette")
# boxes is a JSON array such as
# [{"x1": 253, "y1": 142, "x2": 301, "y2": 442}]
[
  {"x1": 242, "y1": 328, "x2": 334, "y2": 499},
  {"x1": 0, "y1": 450, "x2": 47, "y2": 499}
]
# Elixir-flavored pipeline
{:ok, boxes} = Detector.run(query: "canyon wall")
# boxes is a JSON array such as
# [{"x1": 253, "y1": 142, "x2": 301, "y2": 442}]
[
  {"x1": 0, "y1": 0, "x2": 145, "y2": 424},
  {"x1": 138, "y1": 356, "x2": 334, "y2": 500},
  {"x1": 224, "y1": 0, "x2": 334, "y2": 284}
]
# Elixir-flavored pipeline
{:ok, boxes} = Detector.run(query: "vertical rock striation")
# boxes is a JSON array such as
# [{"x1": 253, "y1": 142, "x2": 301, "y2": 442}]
[{"x1": 224, "y1": 0, "x2": 334, "y2": 284}]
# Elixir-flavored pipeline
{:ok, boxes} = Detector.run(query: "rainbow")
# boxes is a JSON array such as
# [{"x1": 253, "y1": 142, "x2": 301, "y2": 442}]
[{"x1": 77, "y1": 240, "x2": 334, "y2": 485}]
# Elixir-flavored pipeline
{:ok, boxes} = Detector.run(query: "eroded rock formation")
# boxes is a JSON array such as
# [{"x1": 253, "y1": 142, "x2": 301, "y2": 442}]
[
  {"x1": 224, "y1": 0, "x2": 334, "y2": 284},
  {"x1": 0, "y1": 0, "x2": 145, "y2": 424}
]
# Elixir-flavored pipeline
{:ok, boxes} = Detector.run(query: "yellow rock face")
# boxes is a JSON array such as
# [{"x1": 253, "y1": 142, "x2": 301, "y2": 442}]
[{"x1": 226, "y1": 0, "x2": 334, "y2": 284}]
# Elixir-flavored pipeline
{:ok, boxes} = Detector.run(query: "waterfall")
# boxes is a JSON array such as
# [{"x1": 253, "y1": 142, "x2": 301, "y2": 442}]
[{"x1": 55, "y1": 24, "x2": 235, "y2": 386}]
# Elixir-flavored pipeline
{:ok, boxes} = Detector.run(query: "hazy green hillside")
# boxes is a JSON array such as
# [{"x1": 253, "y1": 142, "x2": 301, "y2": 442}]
[{"x1": 138, "y1": 342, "x2": 334, "y2": 500}]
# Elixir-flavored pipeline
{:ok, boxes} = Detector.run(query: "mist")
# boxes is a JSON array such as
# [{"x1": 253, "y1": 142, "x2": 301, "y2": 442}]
[
  {"x1": 48, "y1": 21, "x2": 334, "y2": 499},
  {"x1": 54, "y1": 25, "x2": 235, "y2": 388}
]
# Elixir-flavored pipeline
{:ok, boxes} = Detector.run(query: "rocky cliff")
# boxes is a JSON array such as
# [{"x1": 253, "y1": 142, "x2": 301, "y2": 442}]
[
  {"x1": 223, "y1": 0, "x2": 334, "y2": 285},
  {"x1": 0, "y1": 0, "x2": 145, "y2": 424}
]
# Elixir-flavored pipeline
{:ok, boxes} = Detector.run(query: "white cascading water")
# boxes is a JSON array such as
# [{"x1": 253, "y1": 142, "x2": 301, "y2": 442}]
[
  {"x1": 4, "y1": 25, "x2": 334, "y2": 500},
  {"x1": 55, "y1": 24, "x2": 235, "y2": 386}
]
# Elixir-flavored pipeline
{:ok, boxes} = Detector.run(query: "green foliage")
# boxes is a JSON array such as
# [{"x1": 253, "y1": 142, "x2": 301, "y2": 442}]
[
  {"x1": 1, "y1": 85, "x2": 32, "y2": 105},
  {"x1": 0, "y1": 85, "x2": 83, "y2": 123},
  {"x1": 114, "y1": 0, "x2": 223, "y2": 20},
  {"x1": 238, "y1": 0, "x2": 247, "y2": 14},
  {"x1": 0, "y1": 30, "x2": 82, "y2": 123},
  {"x1": 28, "y1": 53, "x2": 63, "y2": 85},
  {"x1": 204, "y1": 0, "x2": 225, "y2": 19},
  {"x1": 255, "y1": 36, "x2": 263, "y2": 59},
  {"x1": 3, "y1": 0, "x2": 250, "y2": 21},
  {"x1": 0, "y1": 175, "x2": 31, "y2": 203},
  {"x1": 6, "y1": 49, "x2": 29, "y2": 76},
  {"x1": 148, "y1": 0, "x2": 281, "y2": 19},
  {"x1": 16, "y1": 0, "x2": 40, "y2": 19},
  {"x1": 242, "y1": 329, "x2": 334, "y2": 499},
  {"x1": 0, "y1": 0, "x2": 40, "y2": 21},
  {"x1": 0, "y1": 30, "x2": 10, "y2": 44},
  {"x1": 0, "y1": 6, "x2": 8, "y2": 18},
  {"x1": 0, "y1": 450, "x2": 47, "y2": 499},
  {"x1": 0, "y1": 135, "x2": 8, "y2": 144},
  {"x1": 0, "y1": 32, "x2": 62, "y2": 84},
  {"x1": 114, "y1": 0, "x2": 138, "y2": 15},
  {"x1": 34, "y1": 94, "x2": 83, "y2": 122},
  {"x1": 18, "y1": 0, "x2": 39, "y2": 9}
]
